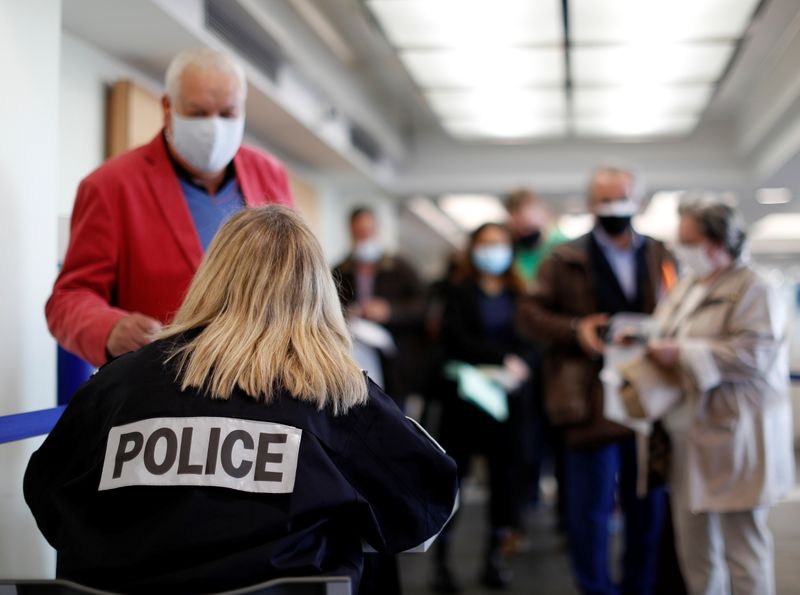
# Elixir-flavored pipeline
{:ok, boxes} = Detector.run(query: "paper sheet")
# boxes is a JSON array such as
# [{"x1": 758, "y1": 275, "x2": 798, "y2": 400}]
[{"x1": 444, "y1": 361, "x2": 509, "y2": 422}]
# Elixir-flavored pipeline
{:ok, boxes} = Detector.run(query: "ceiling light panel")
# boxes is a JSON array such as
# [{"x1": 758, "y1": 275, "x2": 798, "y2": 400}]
[
  {"x1": 365, "y1": 0, "x2": 563, "y2": 48},
  {"x1": 572, "y1": 85, "x2": 713, "y2": 116},
  {"x1": 439, "y1": 194, "x2": 509, "y2": 230},
  {"x1": 443, "y1": 116, "x2": 567, "y2": 140},
  {"x1": 572, "y1": 43, "x2": 734, "y2": 85},
  {"x1": 570, "y1": 0, "x2": 761, "y2": 44},
  {"x1": 426, "y1": 89, "x2": 566, "y2": 120},
  {"x1": 400, "y1": 47, "x2": 564, "y2": 88},
  {"x1": 573, "y1": 115, "x2": 699, "y2": 138}
]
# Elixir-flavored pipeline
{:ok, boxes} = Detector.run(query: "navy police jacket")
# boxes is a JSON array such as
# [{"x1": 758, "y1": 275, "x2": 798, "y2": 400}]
[{"x1": 24, "y1": 336, "x2": 459, "y2": 593}]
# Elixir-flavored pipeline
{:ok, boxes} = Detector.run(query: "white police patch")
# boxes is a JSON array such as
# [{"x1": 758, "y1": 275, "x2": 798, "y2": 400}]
[{"x1": 99, "y1": 417, "x2": 302, "y2": 494}]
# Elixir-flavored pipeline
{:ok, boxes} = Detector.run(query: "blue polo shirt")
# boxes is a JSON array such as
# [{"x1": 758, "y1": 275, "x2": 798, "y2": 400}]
[
  {"x1": 178, "y1": 177, "x2": 245, "y2": 251},
  {"x1": 164, "y1": 134, "x2": 245, "y2": 251}
]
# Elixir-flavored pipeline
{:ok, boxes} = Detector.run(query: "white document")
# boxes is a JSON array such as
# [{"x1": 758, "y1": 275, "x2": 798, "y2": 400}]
[
  {"x1": 601, "y1": 343, "x2": 652, "y2": 435},
  {"x1": 349, "y1": 317, "x2": 396, "y2": 356}
]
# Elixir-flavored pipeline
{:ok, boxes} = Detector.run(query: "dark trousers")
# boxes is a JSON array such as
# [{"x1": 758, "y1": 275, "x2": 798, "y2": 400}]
[
  {"x1": 564, "y1": 437, "x2": 666, "y2": 595},
  {"x1": 439, "y1": 396, "x2": 518, "y2": 530}
]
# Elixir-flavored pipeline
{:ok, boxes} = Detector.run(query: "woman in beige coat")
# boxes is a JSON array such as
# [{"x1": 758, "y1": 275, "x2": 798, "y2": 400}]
[{"x1": 647, "y1": 200, "x2": 794, "y2": 595}]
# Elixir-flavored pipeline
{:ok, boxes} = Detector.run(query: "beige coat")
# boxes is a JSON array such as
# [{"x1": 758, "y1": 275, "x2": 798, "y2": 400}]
[{"x1": 653, "y1": 263, "x2": 795, "y2": 512}]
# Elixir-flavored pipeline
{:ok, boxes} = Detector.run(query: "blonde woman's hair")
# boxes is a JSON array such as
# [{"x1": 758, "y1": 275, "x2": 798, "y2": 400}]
[{"x1": 159, "y1": 206, "x2": 367, "y2": 414}]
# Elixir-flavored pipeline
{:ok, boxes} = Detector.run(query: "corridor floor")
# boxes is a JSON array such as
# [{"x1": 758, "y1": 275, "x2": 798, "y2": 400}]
[{"x1": 399, "y1": 474, "x2": 800, "y2": 595}]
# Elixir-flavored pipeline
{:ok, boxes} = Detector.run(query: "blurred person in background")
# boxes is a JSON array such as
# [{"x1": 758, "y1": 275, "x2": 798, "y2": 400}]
[
  {"x1": 504, "y1": 188, "x2": 569, "y2": 530},
  {"x1": 644, "y1": 199, "x2": 795, "y2": 595},
  {"x1": 505, "y1": 188, "x2": 567, "y2": 287},
  {"x1": 46, "y1": 47, "x2": 293, "y2": 368},
  {"x1": 518, "y1": 166, "x2": 675, "y2": 595},
  {"x1": 432, "y1": 223, "x2": 536, "y2": 593},
  {"x1": 333, "y1": 206, "x2": 426, "y2": 595},
  {"x1": 26, "y1": 206, "x2": 458, "y2": 595},
  {"x1": 333, "y1": 207, "x2": 425, "y2": 406}
]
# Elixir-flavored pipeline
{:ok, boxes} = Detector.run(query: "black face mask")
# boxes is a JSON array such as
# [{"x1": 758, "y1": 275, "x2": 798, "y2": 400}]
[
  {"x1": 516, "y1": 230, "x2": 542, "y2": 249},
  {"x1": 598, "y1": 216, "x2": 632, "y2": 237}
]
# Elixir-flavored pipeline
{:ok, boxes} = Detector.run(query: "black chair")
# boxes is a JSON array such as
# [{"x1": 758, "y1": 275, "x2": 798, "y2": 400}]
[{"x1": 0, "y1": 577, "x2": 351, "y2": 595}]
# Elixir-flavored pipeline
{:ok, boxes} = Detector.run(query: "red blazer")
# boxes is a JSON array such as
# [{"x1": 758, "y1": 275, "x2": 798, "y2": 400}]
[{"x1": 46, "y1": 132, "x2": 293, "y2": 367}]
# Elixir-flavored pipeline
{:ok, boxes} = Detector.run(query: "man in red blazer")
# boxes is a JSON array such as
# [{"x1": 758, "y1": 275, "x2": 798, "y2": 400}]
[{"x1": 47, "y1": 48, "x2": 293, "y2": 367}]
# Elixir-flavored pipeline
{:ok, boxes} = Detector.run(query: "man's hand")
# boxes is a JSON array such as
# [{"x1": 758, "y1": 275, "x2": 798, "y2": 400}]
[
  {"x1": 106, "y1": 313, "x2": 162, "y2": 358},
  {"x1": 576, "y1": 313, "x2": 609, "y2": 357},
  {"x1": 647, "y1": 339, "x2": 680, "y2": 368},
  {"x1": 362, "y1": 298, "x2": 391, "y2": 324}
]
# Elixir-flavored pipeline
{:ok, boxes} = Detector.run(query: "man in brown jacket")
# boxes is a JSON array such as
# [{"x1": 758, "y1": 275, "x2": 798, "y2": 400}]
[{"x1": 518, "y1": 166, "x2": 674, "y2": 595}]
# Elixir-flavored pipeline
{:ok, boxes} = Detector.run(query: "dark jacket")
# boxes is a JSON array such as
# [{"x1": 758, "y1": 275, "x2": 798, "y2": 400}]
[
  {"x1": 333, "y1": 255, "x2": 425, "y2": 398},
  {"x1": 518, "y1": 232, "x2": 673, "y2": 449},
  {"x1": 24, "y1": 336, "x2": 458, "y2": 594},
  {"x1": 442, "y1": 279, "x2": 532, "y2": 367}
]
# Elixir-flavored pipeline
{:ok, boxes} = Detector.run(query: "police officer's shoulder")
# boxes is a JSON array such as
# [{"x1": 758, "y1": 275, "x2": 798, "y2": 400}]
[{"x1": 91, "y1": 338, "x2": 173, "y2": 389}]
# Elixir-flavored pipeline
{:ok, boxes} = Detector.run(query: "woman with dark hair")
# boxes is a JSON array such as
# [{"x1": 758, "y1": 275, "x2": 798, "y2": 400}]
[{"x1": 432, "y1": 223, "x2": 535, "y2": 593}]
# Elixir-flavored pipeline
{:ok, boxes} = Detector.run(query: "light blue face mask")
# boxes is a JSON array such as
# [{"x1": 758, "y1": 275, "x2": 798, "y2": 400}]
[{"x1": 472, "y1": 244, "x2": 513, "y2": 276}]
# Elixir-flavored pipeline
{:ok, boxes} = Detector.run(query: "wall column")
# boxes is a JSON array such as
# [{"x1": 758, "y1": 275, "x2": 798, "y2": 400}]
[{"x1": 0, "y1": 0, "x2": 62, "y2": 578}]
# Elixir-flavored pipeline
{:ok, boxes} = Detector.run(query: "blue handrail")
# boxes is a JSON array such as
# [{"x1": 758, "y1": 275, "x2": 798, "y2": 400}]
[
  {"x1": 0, "y1": 406, "x2": 65, "y2": 445},
  {"x1": 2, "y1": 374, "x2": 800, "y2": 445}
]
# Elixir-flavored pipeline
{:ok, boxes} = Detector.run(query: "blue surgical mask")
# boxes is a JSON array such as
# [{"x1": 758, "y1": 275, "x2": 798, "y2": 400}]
[{"x1": 472, "y1": 244, "x2": 513, "y2": 276}]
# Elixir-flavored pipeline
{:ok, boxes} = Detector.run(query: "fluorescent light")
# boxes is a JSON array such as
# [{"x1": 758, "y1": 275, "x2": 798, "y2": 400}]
[
  {"x1": 570, "y1": 0, "x2": 761, "y2": 44},
  {"x1": 439, "y1": 194, "x2": 508, "y2": 231},
  {"x1": 633, "y1": 191, "x2": 683, "y2": 242},
  {"x1": 399, "y1": 48, "x2": 563, "y2": 88},
  {"x1": 426, "y1": 89, "x2": 566, "y2": 120},
  {"x1": 756, "y1": 188, "x2": 793, "y2": 205},
  {"x1": 572, "y1": 43, "x2": 734, "y2": 85},
  {"x1": 572, "y1": 85, "x2": 713, "y2": 116},
  {"x1": 750, "y1": 214, "x2": 800, "y2": 254},
  {"x1": 443, "y1": 116, "x2": 567, "y2": 139},
  {"x1": 574, "y1": 115, "x2": 699, "y2": 137},
  {"x1": 558, "y1": 214, "x2": 595, "y2": 239},
  {"x1": 366, "y1": 0, "x2": 562, "y2": 48}
]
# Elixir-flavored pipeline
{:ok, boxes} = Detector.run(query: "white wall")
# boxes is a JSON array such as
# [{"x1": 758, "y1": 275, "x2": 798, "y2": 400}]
[
  {"x1": 58, "y1": 32, "x2": 165, "y2": 258},
  {"x1": 0, "y1": 0, "x2": 62, "y2": 578},
  {"x1": 58, "y1": 32, "x2": 162, "y2": 219}
]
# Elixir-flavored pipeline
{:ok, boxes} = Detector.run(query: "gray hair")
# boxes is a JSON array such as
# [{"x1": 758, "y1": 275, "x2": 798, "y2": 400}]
[
  {"x1": 678, "y1": 198, "x2": 747, "y2": 259},
  {"x1": 165, "y1": 48, "x2": 247, "y2": 104},
  {"x1": 587, "y1": 163, "x2": 645, "y2": 202}
]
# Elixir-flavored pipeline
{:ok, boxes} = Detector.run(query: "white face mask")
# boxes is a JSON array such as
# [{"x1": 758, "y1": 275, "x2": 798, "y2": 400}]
[
  {"x1": 169, "y1": 113, "x2": 245, "y2": 174},
  {"x1": 674, "y1": 243, "x2": 717, "y2": 278},
  {"x1": 595, "y1": 199, "x2": 638, "y2": 218},
  {"x1": 353, "y1": 239, "x2": 382, "y2": 263}
]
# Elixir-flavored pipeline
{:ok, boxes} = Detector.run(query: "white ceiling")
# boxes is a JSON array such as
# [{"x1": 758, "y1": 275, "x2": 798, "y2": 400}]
[
  {"x1": 364, "y1": 0, "x2": 761, "y2": 142},
  {"x1": 60, "y1": 0, "x2": 800, "y2": 220}
]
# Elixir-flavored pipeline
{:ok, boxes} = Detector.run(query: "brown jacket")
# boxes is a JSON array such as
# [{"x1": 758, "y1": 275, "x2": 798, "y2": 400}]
[{"x1": 518, "y1": 232, "x2": 674, "y2": 449}]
